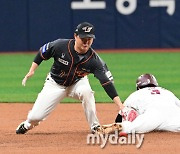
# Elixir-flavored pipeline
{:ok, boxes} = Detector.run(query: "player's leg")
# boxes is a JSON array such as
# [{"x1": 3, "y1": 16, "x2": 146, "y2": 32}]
[
  {"x1": 158, "y1": 107, "x2": 180, "y2": 132},
  {"x1": 67, "y1": 76, "x2": 100, "y2": 132},
  {"x1": 16, "y1": 74, "x2": 67, "y2": 134},
  {"x1": 121, "y1": 109, "x2": 163, "y2": 133}
]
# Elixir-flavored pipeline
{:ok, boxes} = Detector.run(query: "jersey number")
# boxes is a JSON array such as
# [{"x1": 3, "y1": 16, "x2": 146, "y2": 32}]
[{"x1": 151, "y1": 89, "x2": 160, "y2": 95}]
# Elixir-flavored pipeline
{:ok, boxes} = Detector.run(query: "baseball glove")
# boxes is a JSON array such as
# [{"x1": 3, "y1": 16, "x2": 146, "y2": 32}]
[{"x1": 101, "y1": 123, "x2": 122, "y2": 134}]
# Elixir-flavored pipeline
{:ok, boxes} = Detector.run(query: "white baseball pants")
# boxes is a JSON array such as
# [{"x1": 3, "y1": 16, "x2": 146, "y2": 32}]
[{"x1": 24, "y1": 74, "x2": 100, "y2": 131}]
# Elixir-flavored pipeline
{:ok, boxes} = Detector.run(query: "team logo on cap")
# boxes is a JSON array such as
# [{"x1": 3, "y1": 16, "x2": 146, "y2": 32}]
[{"x1": 82, "y1": 26, "x2": 93, "y2": 33}]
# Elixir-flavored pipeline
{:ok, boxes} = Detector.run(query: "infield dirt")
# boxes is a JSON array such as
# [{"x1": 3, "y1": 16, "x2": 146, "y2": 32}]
[{"x1": 0, "y1": 103, "x2": 180, "y2": 154}]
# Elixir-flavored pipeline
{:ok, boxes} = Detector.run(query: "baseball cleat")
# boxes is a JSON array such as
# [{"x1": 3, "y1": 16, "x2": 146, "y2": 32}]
[
  {"x1": 16, "y1": 122, "x2": 28, "y2": 134},
  {"x1": 91, "y1": 125, "x2": 104, "y2": 134}
]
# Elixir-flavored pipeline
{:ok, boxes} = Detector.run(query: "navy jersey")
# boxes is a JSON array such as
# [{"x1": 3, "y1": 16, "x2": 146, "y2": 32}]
[{"x1": 34, "y1": 39, "x2": 118, "y2": 99}]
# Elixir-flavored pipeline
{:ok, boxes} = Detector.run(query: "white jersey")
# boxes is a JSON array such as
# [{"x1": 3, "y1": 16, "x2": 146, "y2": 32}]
[
  {"x1": 124, "y1": 87, "x2": 180, "y2": 115},
  {"x1": 122, "y1": 87, "x2": 180, "y2": 133}
]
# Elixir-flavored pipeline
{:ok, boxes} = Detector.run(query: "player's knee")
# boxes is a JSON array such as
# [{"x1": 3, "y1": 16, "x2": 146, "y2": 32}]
[{"x1": 77, "y1": 88, "x2": 94, "y2": 100}]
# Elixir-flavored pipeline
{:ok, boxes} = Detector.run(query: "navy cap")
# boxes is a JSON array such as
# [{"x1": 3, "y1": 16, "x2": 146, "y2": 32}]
[{"x1": 75, "y1": 22, "x2": 95, "y2": 39}]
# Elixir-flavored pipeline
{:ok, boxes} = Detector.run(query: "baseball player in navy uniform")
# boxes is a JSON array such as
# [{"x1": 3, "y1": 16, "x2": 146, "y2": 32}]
[{"x1": 16, "y1": 22, "x2": 128, "y2": 134}]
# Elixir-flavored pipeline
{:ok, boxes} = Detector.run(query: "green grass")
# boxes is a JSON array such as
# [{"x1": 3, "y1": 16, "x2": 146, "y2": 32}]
[{"x1": 0, "y1": 52, "x2": 180, "y2": 103}]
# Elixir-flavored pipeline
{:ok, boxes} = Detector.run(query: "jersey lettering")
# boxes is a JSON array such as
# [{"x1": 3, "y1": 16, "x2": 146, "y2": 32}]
[
  {"x1": 151, "y1": 89, "x2": 160, "y2": 95},
  {"x1": 58, "y1": 58, "x2": 69, "y2": 65}
]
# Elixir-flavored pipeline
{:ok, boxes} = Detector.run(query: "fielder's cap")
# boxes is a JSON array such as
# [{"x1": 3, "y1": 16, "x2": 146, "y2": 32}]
[{"x1": 75, "y1": 22, "x2": 95, "y2": 39}]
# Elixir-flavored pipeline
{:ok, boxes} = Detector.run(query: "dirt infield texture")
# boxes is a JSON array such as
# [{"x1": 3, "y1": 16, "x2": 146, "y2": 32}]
[{"x1": 0, "y1": 103, "x2": 180, "y2": 154}]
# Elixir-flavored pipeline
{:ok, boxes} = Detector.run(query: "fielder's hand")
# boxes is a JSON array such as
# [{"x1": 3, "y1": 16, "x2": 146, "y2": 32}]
[
  {"x1": 22, "y1": 77, "x2": 28, "y2": 86},
  {"x1": 22, "y1": 71, "x2": 34, "y2": 86},
  {"x1": 119, "y1": 106, "x2": 138, "y2": 122}
]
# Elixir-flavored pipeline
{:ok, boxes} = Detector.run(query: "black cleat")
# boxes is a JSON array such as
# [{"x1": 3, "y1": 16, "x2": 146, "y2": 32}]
[
  {"x1": 91, "y1": 125, "x2": 103, "y2": 134},
  {"x1": 16, "y1": 122, "x2": 28, "y2": 134}
]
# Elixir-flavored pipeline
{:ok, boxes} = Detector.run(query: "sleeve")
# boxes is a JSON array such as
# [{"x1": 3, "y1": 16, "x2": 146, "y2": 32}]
[
  {"x1": 39, "y1": 41, "x2": 55, "y2": 60},
  {"x1": 33, "y1": 52, "x2": 43, "y2": 65},
  {"x1": 103, "y1": 82, "x2": 118, "y2": 100},
  {"x1": 33, "y1": 41, "x2": 55, "y2": 65},
  {"x1": 123, "y1": 92, "x2": 140, "y2": 108},
  {"x1": 93, "y1": 55, "x2": 118, "y2": 100},
  {"x1": 123, "y1": 92, "x2": 142, "y2": 114}
]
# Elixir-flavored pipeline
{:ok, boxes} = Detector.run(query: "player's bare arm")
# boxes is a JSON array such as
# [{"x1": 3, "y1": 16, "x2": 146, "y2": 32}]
[
  {"x1": 113, "y1": 96, "x2": 124, "y2": 110},
  {"x1": 22, "y1": 62, "x2": 39, "y2": 86}
]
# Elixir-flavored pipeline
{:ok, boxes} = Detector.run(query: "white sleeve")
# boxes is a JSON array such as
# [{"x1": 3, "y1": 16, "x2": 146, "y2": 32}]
[
  {"x1": 123, "y1": 91, "x2": 143, "y2": 114},
  {"x1": 123, "y1": 95, "x2": 132, "y2": 106},
  {"x1": 124, "y1": 92, "x2": 137, "y2": 107}
]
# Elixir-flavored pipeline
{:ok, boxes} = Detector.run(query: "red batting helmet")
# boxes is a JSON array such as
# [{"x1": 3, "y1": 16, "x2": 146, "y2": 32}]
[{"x1": 136, "y1": 73, "x2": 158, "y2": 90}]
